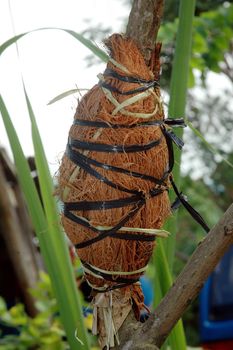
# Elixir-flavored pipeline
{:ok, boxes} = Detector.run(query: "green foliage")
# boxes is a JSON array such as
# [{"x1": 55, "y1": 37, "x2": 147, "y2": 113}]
[
  {"x1": 158, "y1": 3, "x2": 233, "y2": 87},
  {"x1": 0, "y1": 273, "x2": 66, "y2": 350},
  {"x1": 174, "y1": 176, "x2": 223, "y2": 274},
  {"x1": 185, "y1": 120, "x2": 233, "y2": 170},
  {"x1": 192, "y1": 3, "x2": 233, "y2": 77},
  {"x1": 0, "y1": 271, "x2": 98, "y2": 350},
  {"x1": 211, "y1": 152, "x2": 233, "y2": 210},
  {"x1": 0, "y1": 93, "x2": 89, "y2": 350},
  {"x1": 163, "y1": 0, "x2": 233, "y2": 22}
]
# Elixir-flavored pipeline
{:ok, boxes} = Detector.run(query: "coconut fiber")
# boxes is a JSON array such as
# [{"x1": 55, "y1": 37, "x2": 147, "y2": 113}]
[{"x1": 58, "y1": 34, "x2": 209, "y2": 349}]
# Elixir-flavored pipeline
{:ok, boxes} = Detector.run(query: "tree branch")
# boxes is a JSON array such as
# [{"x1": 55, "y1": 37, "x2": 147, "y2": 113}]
[
  {"x1": 126, "y1": 0, "x2": 164, "y2": 64},
  {"x1": 0, "y1": 153, "x2": 39, "y2": 316},
  {"x1": 115, "y1": 203, "x2": 233, "y2": 349}
]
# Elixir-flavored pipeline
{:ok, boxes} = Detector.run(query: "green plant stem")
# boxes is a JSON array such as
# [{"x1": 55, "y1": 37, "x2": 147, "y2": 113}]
[
  {"x1": 154, "y1": 239, "x2": 186, "y2": 349},
  {"x1": 165, "y1": 0, "x2": 196, "y2": 269},
  {"x1": 153, "y1": 246, "x2": 167, "y2": 350},
  {"x1": 24, "y1": 87, "x2": 90, "y2": 349},
  {"x1": 153, "y1": 1, "x2": 196, "y2": 349}
]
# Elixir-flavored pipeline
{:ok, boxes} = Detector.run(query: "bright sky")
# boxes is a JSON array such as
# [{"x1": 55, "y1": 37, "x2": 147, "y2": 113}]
[
  {"x1": 0, "y1": 0, "x2": 128, "y2": 174},
  {"x1": 1, "y1": 1, "x2": 232, "y2": 179}
]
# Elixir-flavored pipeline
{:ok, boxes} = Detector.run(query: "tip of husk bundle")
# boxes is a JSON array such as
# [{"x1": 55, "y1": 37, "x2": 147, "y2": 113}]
[{"x1": 104, "y1": 33, "x2": 153, "y2": 79}]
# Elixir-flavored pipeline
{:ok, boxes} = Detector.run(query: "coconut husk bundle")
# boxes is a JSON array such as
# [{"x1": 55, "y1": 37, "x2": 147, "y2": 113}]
[{"x1": 58, "y1": 34, "x2": 189, "y2": 349}]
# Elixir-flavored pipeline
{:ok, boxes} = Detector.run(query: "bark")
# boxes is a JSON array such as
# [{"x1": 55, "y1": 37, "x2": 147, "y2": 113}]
[
  {"x1": 14, "y1": 181, "x2": 44, "y2": 271},
  {"x1": 114, "y1": 203, "x2": 233, "y2": 349},
  {"x1": 0, "y1": 149, "x2": 43, "y2": 270},
  {"x1": 0, "y1": 149, "x2": 40, "y2": 315},
  {"x1": 126, "y1": 0, "x2": 164, "y2": 64}
]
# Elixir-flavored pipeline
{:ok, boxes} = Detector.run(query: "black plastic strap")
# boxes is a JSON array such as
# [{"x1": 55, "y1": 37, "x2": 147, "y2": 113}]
[
  {"x1": 73, "y1": 201, "x2": 145, "y2": 249},
  {"x1": 64, "y1": 113, "x2": 209, "y2": 252},
  {"x1": 103, "y1": 68, "x2": 160, "y2": 86},
  {"x1": 171, "y1": 196, "x2": 182, "y2": 211},
  {"x1": 91, "y1": 280, "x2": 136, "y2": 293},
  {"x1": 64, "y1": 195, "x2": 143, "y2": 212},
  {"x1": 65, "y1": 186, "x2": 163, "y2": 213},
  {"x1": 69, "y1": 136, "x2": 162, "y2": 153},
  {"x1": 73, "y1": 117, "x2": 186, "y2": 129},
  {"x1": 67, "y1": 143, "x2": 165, "y2": 186},
  {"x1": 64, "y1": 187, "x2": 164, "y2": 249},
  {"x1": 63, "y1": 125, "x2": 177, "y2": 249},
  {"x1": 65, "y1": 188, "x2": 164, "y2": 249},
  {"x1": 64, "y1": 208, "x2": 155, "y2": 243},
  {"x1": 73, "y1": 118, "x2": 162, "y2": 129},
  {"x1": 64, "y1": 121, "x2": 202, "y2": 251},
  {"x1": 159, "y1": 126, "x2": 175, "y2": 181},
  {"x1": 170, "y1": 177, "x2": 210, "y2": 233},
  {"x1": 82, "y1": 260, "x2": 139, "y2": 284},
  {"x1": 99, "y1": 68, "x2": 160, "y2": 95},
  {"x1": 66, "y1": 144, "x2": 140, "y2": 195},
  {"x1": 100, "y1": 81, "x2": 158, "y2": 96},
  {"x1": 165, "y1": 130, "x2": 184, "y2": 150},
  {"x1": 162, "y1": 130, "x2": 209, "y2": 232},
  {"x1": 165, "y1": 118, "x2": 186, "y2": 127}
]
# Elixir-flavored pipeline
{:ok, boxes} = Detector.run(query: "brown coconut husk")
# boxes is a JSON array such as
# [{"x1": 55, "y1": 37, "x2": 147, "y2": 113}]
[{"x1": 58, "y1": 34, "x2": 171, "y2": 349}]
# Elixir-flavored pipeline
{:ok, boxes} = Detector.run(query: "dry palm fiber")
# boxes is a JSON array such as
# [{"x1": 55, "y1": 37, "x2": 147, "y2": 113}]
[{"x1": 58, "y1": 33, "x2": 173, "y2": 348}]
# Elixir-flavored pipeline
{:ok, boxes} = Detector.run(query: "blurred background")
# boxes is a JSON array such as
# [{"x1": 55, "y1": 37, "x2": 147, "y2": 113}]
[{"x1": 0, "y1": 0, "x2": 233, "y2": 349}]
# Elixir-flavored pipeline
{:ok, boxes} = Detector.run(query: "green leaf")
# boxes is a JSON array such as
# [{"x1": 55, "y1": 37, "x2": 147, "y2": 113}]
[
  {"x1": 193, "y1": 31, "x2": 208, "y2": 53},
  {"x1": 0, "y1": 33, "x2": 26, "y2": 55},
  {"x1": 186, "y1": 120, "x2": 233, "y2": 169},
  {"x1": 188, "y1": 67, "x2": 195, "y2": 88},
  {"x1": 158, "y1": 21, "x2": 178, "y2": 44},
  {"x1": 23, "y1": 85, "x2": 90, "y2": 349},
  {"x1": 166, "y1": 0, "x2": 196, "y2": 268},
  {"x1": 190, "y1": 56, "x2": 205, "y2": 71},
  {"x1": 154, "y1": 240, "x2": 187, "y2": 350},
  {"x1": 0, "y1": 27, "x2": 109, "y2": 62},
  {"x1": 0, "y1": 95, "x2": 49, "y2": 254},
  {"x1": 0, "y1": 297, "x2": 7, "y2": 314},
  {"x1": 157, "y1": 1, "x2": 197, "y2": 349},
  {"x1": 0, "y1": 94, "x2": 90, "y2": 349},
  {"x1": 9, "y1": 304, "x2": 28, "y2": 326}
]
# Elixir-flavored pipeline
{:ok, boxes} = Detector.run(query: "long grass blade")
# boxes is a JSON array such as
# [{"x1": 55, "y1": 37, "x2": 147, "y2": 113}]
[
  {"x1": 186, "y1": 120, "x2": 233, "y2": 169},
  {"x1": 165, "y1": 0, "x2": 196, "y2": 270},
  {"x1": 23, "y1": 84, "x2": 90, "y2": 349},
  {"x1": 0, "y1": 95, "x2": 49, "y2": 256},
  {"x1": 153, "y1": 0, "x2": 196, "y2": 349},
  {"x1": 0, "y1": 27, "x2": 109, "y2": 62},
  {"x1": 0, "y1": 93, "x2": 90, "y2": 349},
  {"x1": 155, "y1": 240, "x2": 187, "y2": 350}
]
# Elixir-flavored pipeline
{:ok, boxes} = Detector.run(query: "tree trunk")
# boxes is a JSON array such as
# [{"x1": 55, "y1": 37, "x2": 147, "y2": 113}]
[
  {"x1": 0, "y1": 149, "x2": 40, "y2": 315},
  {"x1": 126, "y1": 0, "x2": 164, "y2": 64},
  {"x1": 114, "y1": 203, "x2": 233, "y2": 349}
]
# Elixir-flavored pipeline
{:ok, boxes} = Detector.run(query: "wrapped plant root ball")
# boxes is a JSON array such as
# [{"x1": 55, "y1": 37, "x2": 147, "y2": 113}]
[{"x1": 58, "y1": 34, "x2": 207, "y2": 349}]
